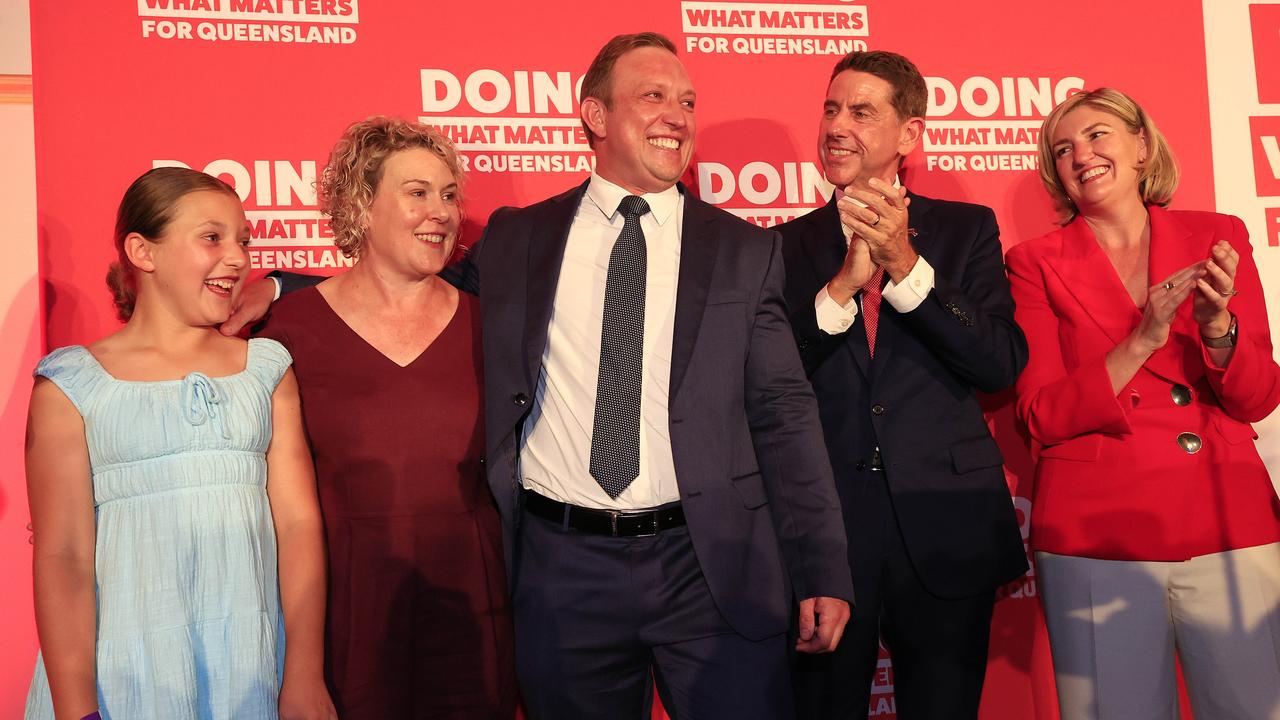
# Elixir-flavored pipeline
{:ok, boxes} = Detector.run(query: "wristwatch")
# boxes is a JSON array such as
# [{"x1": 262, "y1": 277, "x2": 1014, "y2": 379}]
[{"x1": 1201, "y1": 313, "x2": 1237, "y2": 349}]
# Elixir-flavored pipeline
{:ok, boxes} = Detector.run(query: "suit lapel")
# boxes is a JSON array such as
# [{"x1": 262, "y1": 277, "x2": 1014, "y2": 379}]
[
  {"x1": 1144, "y1": 206, "x2": 1204, "y2": 383},
  {"x1": 805, "y1": 198, "x2": 847, "y2": 287},
  {"x1": 1042, "y1": 217, "x2": 1142, "y2": 347},
  {"x1": 1146, "y1": 206, "x2": 1201, "y2": 317},
  {"x1": 669, "y1": 188, "x2": 719, "y2": 399},
  {"x1": 801, "y1": 198, "x2": 871, "y2": 379},
  {"x1": 523, "y1": 182, "x2": 587, "y2": 388},
  {"x1": 868, "y1": 192, "x2": 934, "y2": 379},
  {"x1": 1042, "y1": 208, "x2": 1203, "y2": 385}
]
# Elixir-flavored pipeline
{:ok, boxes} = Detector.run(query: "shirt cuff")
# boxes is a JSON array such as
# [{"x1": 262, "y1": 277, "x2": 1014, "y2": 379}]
[
  {"x1": 883, "y1": 256, "x2": 934, "y2": 313},
  {"x1": 270, "y1": 275, "x2": 283, "y2": 302},
  {"x1": 816, "y1": 285, "x2": 859, "y2": 335}
]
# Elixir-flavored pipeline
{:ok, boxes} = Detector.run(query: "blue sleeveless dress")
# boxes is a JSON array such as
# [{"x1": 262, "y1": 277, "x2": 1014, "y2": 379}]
[{"x1": 24, "y1": 338, "x2": 293, "y2": 720}]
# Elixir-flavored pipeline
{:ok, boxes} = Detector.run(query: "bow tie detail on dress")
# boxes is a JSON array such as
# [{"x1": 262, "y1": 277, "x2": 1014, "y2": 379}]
[{"x1": 182, "y1": 373, "x2": 230, "y2": 439}]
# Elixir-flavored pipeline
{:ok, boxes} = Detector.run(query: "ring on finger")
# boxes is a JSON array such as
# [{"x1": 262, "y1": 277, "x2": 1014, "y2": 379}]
[
  {"x1": 869, "y1": 213, "x2": 881, "y2": 227},
  {"x1": 1219, "y1": 288, "x2": 1238, "y2": 297},
  {"x1": 1162, "y1": 281, "x2": 1175, "y2": 291}
]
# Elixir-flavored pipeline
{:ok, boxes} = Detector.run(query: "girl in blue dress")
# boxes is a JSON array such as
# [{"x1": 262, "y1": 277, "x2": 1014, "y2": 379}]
[{"x1": 24, "y1": 167, "x2": 335, "y2": 720}]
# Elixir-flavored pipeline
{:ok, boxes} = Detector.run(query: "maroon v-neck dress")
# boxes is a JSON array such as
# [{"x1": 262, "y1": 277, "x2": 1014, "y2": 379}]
[{"x1": 260, "y1": 286, "x2": 516, "y2": 719}]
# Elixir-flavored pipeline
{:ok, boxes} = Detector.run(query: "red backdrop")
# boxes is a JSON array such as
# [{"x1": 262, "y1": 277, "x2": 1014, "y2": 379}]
[{"x1": 13, "y1": 0, "x2": 1266, "y2": 716}]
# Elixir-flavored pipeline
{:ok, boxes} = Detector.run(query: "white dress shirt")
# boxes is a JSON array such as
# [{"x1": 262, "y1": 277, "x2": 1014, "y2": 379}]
[
  {"x1": 815, "y1": 177, "x2": 935, "y2": 335},
  {"x1": 519, "y1": 173, "x2": 683, "y2": 509}
]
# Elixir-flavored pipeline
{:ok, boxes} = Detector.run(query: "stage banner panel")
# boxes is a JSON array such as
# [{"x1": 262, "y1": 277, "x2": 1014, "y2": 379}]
[
  {"x1": 17, "y1": 0, "x2": 1273, "y2": 717},
  {"x1": 1205, "y1": 0, "x2": 1280, "y2": 478}
]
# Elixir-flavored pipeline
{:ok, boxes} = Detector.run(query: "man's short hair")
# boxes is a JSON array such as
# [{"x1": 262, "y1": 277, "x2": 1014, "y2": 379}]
[
  {"x1": 579, "y1": 32, "x2": 678, "y2": 148},
  {"x1": 829, "y1": 50, "x2": 927, "y2": 121}
]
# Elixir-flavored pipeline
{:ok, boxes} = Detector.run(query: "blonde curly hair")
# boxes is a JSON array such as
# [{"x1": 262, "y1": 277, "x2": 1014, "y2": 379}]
[{"x1": 320, "y1": 117, "x2": 465, "y2": 258}]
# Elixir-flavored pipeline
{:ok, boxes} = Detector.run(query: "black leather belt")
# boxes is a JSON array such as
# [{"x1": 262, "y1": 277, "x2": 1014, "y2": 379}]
[{"x1": 522, "y1": 489, "x2": 686, "y2": 537}]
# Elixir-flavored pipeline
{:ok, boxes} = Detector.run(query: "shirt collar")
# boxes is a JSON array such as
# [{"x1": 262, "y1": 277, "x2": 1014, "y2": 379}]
[{"x1": 585, "y1": 172, "x2": 680, "y2": 226}]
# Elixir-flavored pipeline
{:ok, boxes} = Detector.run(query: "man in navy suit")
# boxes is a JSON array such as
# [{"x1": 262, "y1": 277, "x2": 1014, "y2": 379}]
[
  {"x1": 779, "y1": 51, "x2": 1029, "y2": 719},
  {"x1": 407, "y1": 33, "x2": 854, "y2": 718}
]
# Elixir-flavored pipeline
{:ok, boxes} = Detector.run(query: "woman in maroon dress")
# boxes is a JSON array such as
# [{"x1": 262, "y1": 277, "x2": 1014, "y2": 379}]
[{"x1": 260, "y1": 117, "x2": 516, "y2": 718}]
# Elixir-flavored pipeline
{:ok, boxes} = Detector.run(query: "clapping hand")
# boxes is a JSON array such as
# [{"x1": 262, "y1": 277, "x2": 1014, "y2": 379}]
[
  {"x1": 1193, "y1": 240, "x2": 1239, "y2": 337},
  {"x1": 837, "y1": 178, "x2": 914, "y2": 281},
  {"x1": 1133, "y1": 261, "x2": 1207, "y2": 352}
]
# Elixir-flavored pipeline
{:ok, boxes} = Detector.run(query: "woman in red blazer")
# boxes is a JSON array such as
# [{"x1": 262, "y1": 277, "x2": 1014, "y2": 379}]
[{"x1": 1007, "y1": 88, "x2": 1280, "y2": 718}]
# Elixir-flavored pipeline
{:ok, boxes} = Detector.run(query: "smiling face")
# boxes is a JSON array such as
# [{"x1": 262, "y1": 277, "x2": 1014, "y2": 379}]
[
  {"x1": 583, "y1": 46, "x2": 696, "y2": 195},
  {"x1": 360, "y1": 147, "x2": 461, "y2": 278},
  {"x1": 818, "y1": 70, "x2": 922, "y2": 192},
  {"x1": 140, "y1": 189, "x2": 252, "y2": 326},
  {"x1": 1051, "y1": 105, "x2": 1147, "y2": 215}
]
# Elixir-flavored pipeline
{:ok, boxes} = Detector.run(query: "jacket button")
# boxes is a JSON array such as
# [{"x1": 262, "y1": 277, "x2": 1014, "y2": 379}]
[
  {"x1": 1176, "y1": 432, "x2": 1203, "y2": 454},
  {"x1": 871, "y1": 403, "x2": 885, "y2": 416},
  {"x1": 798, "y1": 339, "x2": 810, "y2": 350},
  {"x1": 512, "y1": 393, "x2": 529, "y2": 406},
  {"x1": 1171, "y1": 384, "x2": 1192, "y2": 406},
  {"x1": 855, "y1": 461, "x2": 866, "y2": 471}
]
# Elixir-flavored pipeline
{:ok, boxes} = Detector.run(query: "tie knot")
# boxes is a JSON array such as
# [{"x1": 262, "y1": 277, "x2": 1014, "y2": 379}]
[{"x1": 618, "y1": 195, "x2": 650, "y2": 218}]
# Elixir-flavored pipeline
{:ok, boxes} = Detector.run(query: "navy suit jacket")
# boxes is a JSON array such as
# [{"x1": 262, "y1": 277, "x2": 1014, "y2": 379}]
[
  {"x1": 452, "y1": 181, "x2": 855, "y2": 640},
  {"x1": 778, "y1": 192, "x2": 1029, "y2": 599}
]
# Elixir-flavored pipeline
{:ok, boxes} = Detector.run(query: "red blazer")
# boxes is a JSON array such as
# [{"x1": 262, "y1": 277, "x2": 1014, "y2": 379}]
[{"x1": 1006, "y1": 206, "x2": 1280, "y2": 560}]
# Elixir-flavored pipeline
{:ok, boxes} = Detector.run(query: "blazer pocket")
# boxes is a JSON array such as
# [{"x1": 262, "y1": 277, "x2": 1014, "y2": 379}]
[
  {"x1": 1212, "y1": 416, "x2": 1258, "y2": 445},
  {"x1": 949, "y1": 436, "x2": 1005, "y2": 473},
  {"x1": 706, "y1": 290, "x2": 749, "y2": 305},
  {"x1": 730, "y1": 472, "x2": 769, "y2": 508},
  {"x1": 1038, "y1": 435, "x2": 1101, "y2": 462}
]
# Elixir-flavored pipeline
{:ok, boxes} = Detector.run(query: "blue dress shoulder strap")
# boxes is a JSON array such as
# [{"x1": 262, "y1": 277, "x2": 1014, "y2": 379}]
[{"x1": 33, "y1": 346, "x2": 108, "y2": 415}]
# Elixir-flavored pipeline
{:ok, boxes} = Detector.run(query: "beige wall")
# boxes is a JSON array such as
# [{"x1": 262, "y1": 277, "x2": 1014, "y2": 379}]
[{"x1": 2, "y1": 0, "x2": 39, "y2": 712}]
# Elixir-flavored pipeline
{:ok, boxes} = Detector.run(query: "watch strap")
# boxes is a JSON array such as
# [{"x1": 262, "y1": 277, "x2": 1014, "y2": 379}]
[{"x1": 1201, "y1": 314, "x2": 1237, "y2": 349}]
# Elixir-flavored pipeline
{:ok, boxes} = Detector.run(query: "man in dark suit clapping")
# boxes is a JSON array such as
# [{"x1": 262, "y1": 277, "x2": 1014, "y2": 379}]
[{"x1": 778, "y1": 50, "x2": 1029, "y2": 720}]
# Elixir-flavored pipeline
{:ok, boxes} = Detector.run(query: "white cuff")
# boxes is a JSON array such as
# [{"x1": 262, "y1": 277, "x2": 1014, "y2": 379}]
[
  {"x1": 883, "y1": 256, "x2": 934, "y2": 313},
  {"x1": 270, "y1": 276, "x2": 283, "y2": 302},
  {"x1": 816, "y1": 285, "x2": 859, "y2": 335}
]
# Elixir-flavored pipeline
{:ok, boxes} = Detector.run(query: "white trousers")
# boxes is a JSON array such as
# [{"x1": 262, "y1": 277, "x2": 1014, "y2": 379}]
[{"x1": 1037, "y1": 542, "x2": 1280, "y2": 720}]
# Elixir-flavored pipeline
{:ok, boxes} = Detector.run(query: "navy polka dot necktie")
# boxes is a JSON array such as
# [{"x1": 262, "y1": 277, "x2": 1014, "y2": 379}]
[{"x1": 589, "y1": 195, "x2": 650, "y2": 499}]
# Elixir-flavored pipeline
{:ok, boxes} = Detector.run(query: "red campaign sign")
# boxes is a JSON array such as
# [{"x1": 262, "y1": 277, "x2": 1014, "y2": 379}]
[
  {"x1": 1250, "y1": 115, "x2": 1280, "y2": 197},
  {"x1": 25, "y1": 1, "x2": 1217, "y2": 718},
  {"x1": 1252, "y1": 4, "x2": 1280, "y2": 103},
  {"x1": 31, "y1": 0, "x2": 1215, "y2": 351},
  {"x1": 1267, "y1": 207, "x2": 1280, "y2": 246}
]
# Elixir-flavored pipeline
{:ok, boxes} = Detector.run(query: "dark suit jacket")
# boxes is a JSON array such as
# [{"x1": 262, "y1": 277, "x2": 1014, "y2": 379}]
[
  {"x1": 452, "y1": 181, "x2": 855, "y2": 640},
  {"x1": 778, "y1": 192, "x2": 1028, "y2": 600}
]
